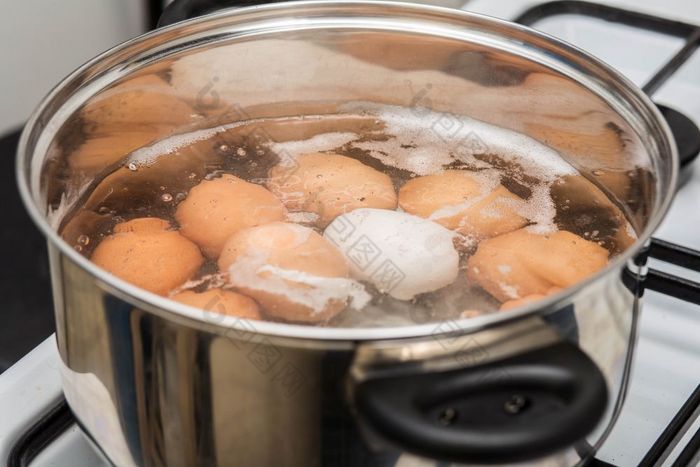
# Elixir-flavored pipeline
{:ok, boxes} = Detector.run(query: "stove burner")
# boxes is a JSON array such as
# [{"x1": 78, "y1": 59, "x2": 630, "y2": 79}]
[{"x1": 657, "y1": 104, "x2": 700, "y2": 186}]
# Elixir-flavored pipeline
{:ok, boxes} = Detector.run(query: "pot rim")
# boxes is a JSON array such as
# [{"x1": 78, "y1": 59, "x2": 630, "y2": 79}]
[{"x1": 16, "y1": 0, "x2": 678, "y2": 342}]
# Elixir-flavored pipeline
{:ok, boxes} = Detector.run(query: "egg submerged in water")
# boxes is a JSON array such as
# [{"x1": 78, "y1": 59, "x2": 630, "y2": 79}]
[
  {"x1": 91, "y1": 217, "x2": 204, "y2": 296},
  {"x1": 218, "y1": 222, "x2": 370, "y2": 323},
  {"x1": 171, "y1": 289, "x2": 261, "y2": 320},
  {"x1": 175, "y1": 174, "x2": 287, "y2": 258},
  {"x1": 398, "y1": 170, "x2": 527, "y2": 239},
  {"x1": 467, "y1": 228, "x2": 608, "y2": 302},
  {"x1": 266, "y1": 152, "x2": 397, "y2": 227},
  {"x1": 324, "y1": 208, "x2": 459, "y2": 300}
]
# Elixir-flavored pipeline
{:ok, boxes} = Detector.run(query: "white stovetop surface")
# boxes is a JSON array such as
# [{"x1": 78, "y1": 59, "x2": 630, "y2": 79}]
[{"x1": 2, "y1": 1, "x2": 700, "y2": 466}]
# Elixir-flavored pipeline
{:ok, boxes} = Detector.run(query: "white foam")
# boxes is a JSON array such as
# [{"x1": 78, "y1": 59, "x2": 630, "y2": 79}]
[
  {"x1": 47, "y1": 179, "x2": 92, "y2": 229},
  {"x1": 168, "y1": 273, "x2": 228, "y2": 297},
  {"x1": 125, "y1": 121, "x2": 247, "y2": 168},
  {"x1": 268, "y1": 132, "x2": 358, "y2": 158},
  {"x1": 498, "y1": 264, "x2": 512, "y2": 275},
  {"x1": 427, "y1": 170, "x2": 500, "y2": 224},
  {"x1": 259, "y1": 265, "x2": 372, "y2": 310},
  {"x1": 226, "y1": 250, "x2": 370, "y2": 315},
  {"x1": 125, "y1": 115, "x2": 360, "y2": 169},
  {"x1": 499, "y1": 283, "x2": 520, "y2": 300},
  {"x1": 286, "y1": 211, "x2": 320, "y2": 224},
  {"x1": 47, "y1": 192, "x2": 74, "y2": 230},
  {"x1": 519, "y1": 183, "x2": 559, "y2": 235},
  {"x1": 341, "y1": 102, "x2": 578, "y2": 180}
]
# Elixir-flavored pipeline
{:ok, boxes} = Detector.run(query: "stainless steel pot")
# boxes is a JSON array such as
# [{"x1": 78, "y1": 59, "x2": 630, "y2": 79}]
[{"x1": 17, "y1": 1, "x2": 677, "y2": 466}]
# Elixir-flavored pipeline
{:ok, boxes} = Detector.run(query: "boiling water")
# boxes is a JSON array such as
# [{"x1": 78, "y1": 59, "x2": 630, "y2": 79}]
[{"x1": 55, "y1": 103, "x2": 640, "y2": 327}]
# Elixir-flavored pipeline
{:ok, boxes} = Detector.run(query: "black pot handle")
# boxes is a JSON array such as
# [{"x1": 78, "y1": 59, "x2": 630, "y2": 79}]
[
  {"x1": 158, "y1": 0, "x2": 285, "y2": 27},
  {"x1": 353, "y1": 341, "x2": 608, "y2": 464}
]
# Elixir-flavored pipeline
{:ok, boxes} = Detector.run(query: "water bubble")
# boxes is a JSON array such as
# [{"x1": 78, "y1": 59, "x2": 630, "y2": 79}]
[
  {"x1": 161, "y1": 193, "x2": 173, "y2": 202},
  {"x1": 98, "y1": 206, "x2": 110, "y2": 214},
  {"x1": 236, "y1": 148, "x2": 247, "y2": 157},
  {"x1": 74, "y1": 245, "x2": 83, "y2": 252},
  {"x1": 592, "y1": 170, "x2": 604, "y2": 176},
  {"x1": 188, "y1": 172, "x2": 197, "y2": 180},
  {"x1": 175, "y1": 192, "x2": 187, "y2": 202},
  {"x1": 250, "y1": 162, "x2": 258, "y2": 168},
  {"x1": 216, "y1": 144, "x2": 230, "y2": 154},
  {"x1": 127, "y1": 162, "x2": 138, "y2": 171},
  {"x1": 77, "y1": 235, "x2": 90, "y2": 246},
  {"x1": 256, "y1": 149, "x2": 265, "y2": 156},
  {"x1": 159, "y1": 186, "x2": 166, "y2": 191},
  {"x1": 113, "y1": 216, "x2": 124, "y2": 223}
]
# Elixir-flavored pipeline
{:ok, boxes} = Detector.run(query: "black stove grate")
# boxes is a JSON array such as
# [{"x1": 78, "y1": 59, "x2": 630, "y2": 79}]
[
  {"x1": 637, "y1": 241, "x2": 700, "y2": 467},
  {"x1": 514, "y1": 0, "x2": 700, "y2": 95},
  {"x1": 638, "y1": 384, "x2": 700, "y2": 466}
]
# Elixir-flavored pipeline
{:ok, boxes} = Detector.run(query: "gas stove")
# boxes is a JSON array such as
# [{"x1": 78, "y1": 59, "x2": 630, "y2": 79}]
[{"x1": 2, "y1": 1, "x2": 700, "y2": 466}]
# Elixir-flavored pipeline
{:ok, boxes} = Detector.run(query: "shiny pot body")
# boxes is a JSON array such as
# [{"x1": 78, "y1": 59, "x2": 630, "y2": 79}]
[
  {"x1": 50, "y1": 241, "x2": 640, "y2": 467},
  {"x1": 19, "y1": 2, "x2": 676, "y2": 466}
]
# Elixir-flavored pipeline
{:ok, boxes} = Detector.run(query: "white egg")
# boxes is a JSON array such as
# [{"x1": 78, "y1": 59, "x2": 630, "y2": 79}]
[{"x1": 324, "y1": 208, "x2": 459, "y2": 300}]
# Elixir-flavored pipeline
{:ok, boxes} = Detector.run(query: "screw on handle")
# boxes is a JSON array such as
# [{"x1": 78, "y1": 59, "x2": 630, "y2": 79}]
[{"x1": 354, "y1": 341, "x2": 608, "y2": 464}]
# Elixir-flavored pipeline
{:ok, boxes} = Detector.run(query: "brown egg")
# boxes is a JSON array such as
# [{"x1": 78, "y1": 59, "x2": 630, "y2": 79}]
[
  {"x1": 266, "y1": 152, "x2": 397, "y2": 227},
  {"x1": 175, "y1": 174, "x2": 287, "y2": 258},
  {"x1": 171, "y1": 289, "x2": 261, "y2": 320},
  {"x1": 91, "y1": 218, "x2": 203, "y2": 296},
  {"x1": 399, "y1": 170, "x2": 527, "y2": 239},
  {"x1": 218, "y1": 222, "x2": 350, "y2": 323},
  {"x1": 467, "y1": 229, "x2": 608, "y2": 302}
]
